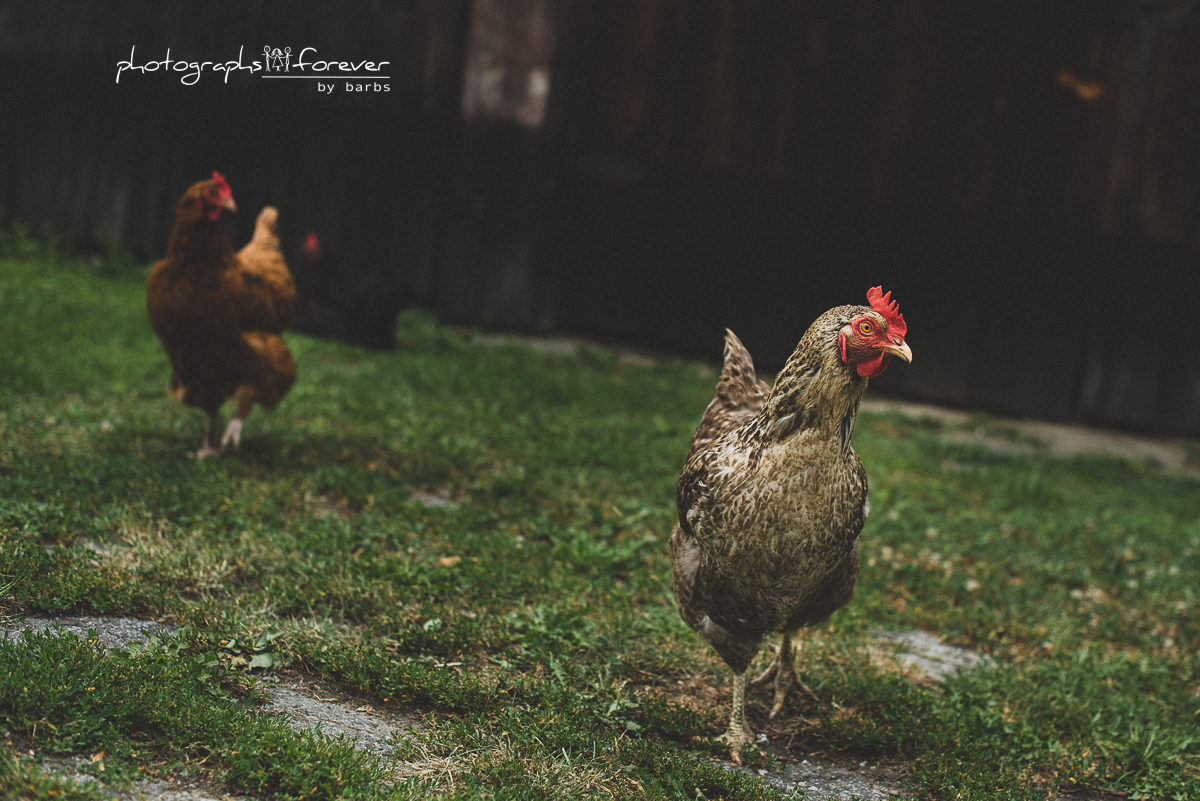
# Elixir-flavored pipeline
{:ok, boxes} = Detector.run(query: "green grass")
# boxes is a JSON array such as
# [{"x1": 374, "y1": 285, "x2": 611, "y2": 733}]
[{"x1": 1, "y1": 238, "x2": 1198, "y2": 799}]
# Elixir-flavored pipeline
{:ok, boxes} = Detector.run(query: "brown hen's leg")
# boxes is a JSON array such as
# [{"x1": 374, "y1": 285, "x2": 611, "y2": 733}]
[
  {"x1": 750, "y1": 631, "x2": 815, "y2": 718},
  {"x1": 220, "y1": 396, "x2": 253, "y2": 452},
  {"x1": 194, "y1": 412, "x2": 220, "y2": 460},
  {"x1": 219, "y1": 416, "x2": 244, "y2": 451},
  {"x1": 721, "y1": 668, "x2": 756, "y2": 762}
]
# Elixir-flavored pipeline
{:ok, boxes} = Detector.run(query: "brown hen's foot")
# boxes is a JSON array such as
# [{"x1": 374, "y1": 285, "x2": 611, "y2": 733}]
[
  {"x1": 192, "y1": 444, "x2": 220, "y2": 460},
  {"x1": 750, "y1": 631, "x2": 816, "y2": 718},
  {"x1": 191, "y1": 413, "x2": 220, "y2": 459}
]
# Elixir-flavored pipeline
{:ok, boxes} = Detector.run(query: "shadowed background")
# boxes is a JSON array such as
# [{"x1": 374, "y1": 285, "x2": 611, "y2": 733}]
[{"x1": 2, "y1": 0, "x2": 1199, "y2": 431}]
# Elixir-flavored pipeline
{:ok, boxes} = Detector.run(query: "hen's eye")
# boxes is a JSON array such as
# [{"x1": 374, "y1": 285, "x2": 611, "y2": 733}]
[{"x1": 858, "y1": 321, "x2": 874, "y2": 335}]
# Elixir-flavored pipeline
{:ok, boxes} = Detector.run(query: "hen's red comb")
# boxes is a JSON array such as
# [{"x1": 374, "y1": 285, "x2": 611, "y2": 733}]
[
  {"x1": 867, "y1": 286, "x2": 906, "y2": 339},
  {"x1": 210, "y1": 171, "x2": 232, "y2": 197}
]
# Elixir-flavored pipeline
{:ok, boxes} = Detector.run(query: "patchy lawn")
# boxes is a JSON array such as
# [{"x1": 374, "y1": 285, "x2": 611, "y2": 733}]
[{"x1": 1, "y1": 238, "x2": 1198, "y2": 800}]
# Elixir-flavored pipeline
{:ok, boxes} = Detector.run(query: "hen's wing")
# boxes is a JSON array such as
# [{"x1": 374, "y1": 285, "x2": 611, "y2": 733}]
[
  {"x1": 684, "y1": 329, "x2": 770, "y2": 463},
  {"x1": 232, "y1": 331, "x2": 297, "y2": 413},
  {"x1": 670, "y1": 329, "x2": 774, "y2": 670},
  {"x1": 236, "y1": 206, "x2": 296, "y2": 332}
]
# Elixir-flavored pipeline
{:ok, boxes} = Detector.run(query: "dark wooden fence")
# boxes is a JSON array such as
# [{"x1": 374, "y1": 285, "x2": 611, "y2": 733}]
[
  {"x1": 3, "y1": 0, "x2": 1200, "y2": 432},
  {"x1": 543, "y1": 0, "x2": 1200, "y2": 433}
]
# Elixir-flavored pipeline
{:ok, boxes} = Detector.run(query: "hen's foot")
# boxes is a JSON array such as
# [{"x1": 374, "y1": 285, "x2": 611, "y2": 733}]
[
  {"x1": 192, "y1": 413, "x2": 220, "y2": 459},
  {"x1": 722, "y1": 668, "x2": 757, "y2": 764},
  {"x1": 750, "y1": 633, "x2": 815, "y2": 718},
  {"x1": 719, "y1": 728, "x2": 757, "y2": 765},
  {"x1": 192, "y1": 444, "x2": 220, "y2": 460},
  {"x1": 220, "y1": 417, "x2": 244, "y2": 451}
]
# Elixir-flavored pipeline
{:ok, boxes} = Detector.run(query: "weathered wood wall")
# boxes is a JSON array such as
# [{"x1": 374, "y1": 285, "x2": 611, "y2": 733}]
[
  {"x1": 544, "y1": 0, "x2": 1200, "y2": 432},
  {"x1": 3, "y1": 0, "x2": 1200, "y2": 431},
  {"x1": 548, "y1": 1, "x2": 1200, "y2": 244}
]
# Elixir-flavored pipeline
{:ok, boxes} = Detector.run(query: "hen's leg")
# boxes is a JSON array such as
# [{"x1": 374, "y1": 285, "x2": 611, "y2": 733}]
[
  {"x1": 220, "y1": 396, "x2": 253, "y2": 451},
  {"x1": 750, "y1": 631, "x2": 814, "y2": 718},
  {"x1": 194, "y1": 412, "x2": 220, "y2": 460},
  {"x1": 219, "y1": 417, "x2": 244, "y2": 451},
  {"x1": 721, "y1": 668, "x2": 756, "y2": 762}
]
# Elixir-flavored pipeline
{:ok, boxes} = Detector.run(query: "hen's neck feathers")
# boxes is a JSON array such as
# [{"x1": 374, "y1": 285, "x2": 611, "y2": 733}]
[
  {"x1": 166, "y1": 197, "x2": 234, "y2": 266},
  {"x1": 748, "y1": 304, "x2": 871, "y2": 447}
]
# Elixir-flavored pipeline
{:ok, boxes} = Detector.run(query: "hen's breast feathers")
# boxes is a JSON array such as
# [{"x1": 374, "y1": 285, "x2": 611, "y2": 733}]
[{"x1": 146, "y1": 195, "x2": 299, "y2": 410}]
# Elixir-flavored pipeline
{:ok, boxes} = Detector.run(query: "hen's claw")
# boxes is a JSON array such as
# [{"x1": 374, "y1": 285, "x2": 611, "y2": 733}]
[{"x1": 750, "y1": 632, "x2": 815, "y2": 718}]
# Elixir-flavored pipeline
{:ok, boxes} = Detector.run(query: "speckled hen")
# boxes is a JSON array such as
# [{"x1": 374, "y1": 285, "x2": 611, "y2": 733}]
[{"x1": 669, "y1": 287, "x2": 911, "y2": 753}]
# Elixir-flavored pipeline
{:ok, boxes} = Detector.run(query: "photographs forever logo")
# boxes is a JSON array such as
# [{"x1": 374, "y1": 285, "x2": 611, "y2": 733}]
[
  {"x1": 263, "y1": 46, "x2": 292, "y2": 72},
  {"x1": 115, "y1": 45, "x2": 390, "y2": 93}
]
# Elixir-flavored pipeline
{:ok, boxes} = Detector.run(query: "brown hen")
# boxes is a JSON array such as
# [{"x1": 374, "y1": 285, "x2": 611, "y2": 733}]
[
  {"x1": 670, "y1": 287, "x2": 911, "y2": 754},
  {"x1": 147, "y1": 172, "x2": 297, "y2": 458}
]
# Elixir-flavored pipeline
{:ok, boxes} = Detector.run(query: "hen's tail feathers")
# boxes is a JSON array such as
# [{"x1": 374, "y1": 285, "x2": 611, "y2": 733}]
[
  {"x1": 237, "y1": 206, "x2": 296, "y2": 331},
  {"x1": 716, "y1": 329, "x2": 770, "y2": 417},
  {"x1": 686, "y1": 330, "x2": 771, "y2": 460},
  {"x1": 247, "y1": 206, "x2": 281, "y2": 253}
]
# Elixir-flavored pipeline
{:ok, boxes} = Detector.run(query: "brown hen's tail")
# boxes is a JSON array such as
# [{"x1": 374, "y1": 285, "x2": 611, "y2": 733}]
[
  {"x1": 246, "y1": 206, "x2": 281, "y2": 252},
  {"x1": 686, "y1": 330, "x2": 771, "y2": 460},
  {"x1": 237, "y1": 206, "x2": 296, "y2": 331}
]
